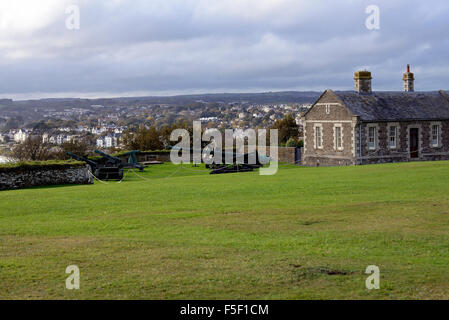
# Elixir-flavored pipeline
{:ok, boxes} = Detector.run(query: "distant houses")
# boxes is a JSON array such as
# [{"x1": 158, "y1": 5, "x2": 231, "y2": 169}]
[
  {"x1": 199, "y1": 117, "x2": 218, "y2": 122},
  {"x1": 13, "y1": 129, "x2": 29, "y2": 143},
  {"x1": 96, "y1": 134, "x2": 120, "y2": 148},
  {"x1": 42, "y1": 133, "x2": 77, "y2": 145},
  {"x1": 0, "y1": 122, "x2": 125, "y2": 152}
]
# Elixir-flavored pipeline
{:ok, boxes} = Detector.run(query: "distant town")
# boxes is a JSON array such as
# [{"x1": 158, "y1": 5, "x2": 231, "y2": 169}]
[{"x1": 0, "y1": 92, "x2": 316, "y2": 154}]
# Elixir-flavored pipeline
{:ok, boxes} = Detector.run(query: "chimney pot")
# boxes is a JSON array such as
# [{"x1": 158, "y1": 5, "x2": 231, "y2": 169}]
[
  {"x1": 403, "y1": 65, "x2": 415, "y2": 92},
  {"x1": 354, "y1": 71, "x2": 372, "y2": 94}
]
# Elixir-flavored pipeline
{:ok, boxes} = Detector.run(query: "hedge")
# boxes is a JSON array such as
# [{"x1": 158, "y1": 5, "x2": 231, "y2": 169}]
[
  {"x1": 113, "y1": 150, "x2": 171, "y2": 157},
  {"x1": 86, "y1": 150, "x2": 171, "y2": 161},
  {"x1": 0, "y1": 160, "x2": 85, "y2": 173}
]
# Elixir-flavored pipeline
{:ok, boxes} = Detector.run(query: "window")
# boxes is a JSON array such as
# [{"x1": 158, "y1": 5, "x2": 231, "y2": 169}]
[
  {"x1": 389, "y1": 126, "x2": 397, "y2": 148},
  {"x1": 368, "y1": 126, "x2": 376, "y2": 150},
  {"x1": 315, "y1": 125, "x2": 322, "y2": 149},
  {"x1": 325, "y1": 104, "x2": 330, "y2": 114},
  {"x1": 335, "y1": 126, "x2": 342, "y2": 150},
  {"x1": 432, "y1": 124, "x2": 440, "y2": 147}
]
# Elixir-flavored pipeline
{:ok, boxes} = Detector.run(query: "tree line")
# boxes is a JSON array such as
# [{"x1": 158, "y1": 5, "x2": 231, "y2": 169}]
[{"x1": 6, "y1": 114, "x2": 302, "y2": 162}]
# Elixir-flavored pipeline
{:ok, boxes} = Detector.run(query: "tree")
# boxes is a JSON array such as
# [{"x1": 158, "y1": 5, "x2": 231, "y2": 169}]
[
  {"x1": 10, "y1": 136, "x2": 54, "y2": 161},
  {"x1": 159, "y1": 125, "x2": 173, "y2": 149},
  {"x1": 57, "y1": 139, "x2": 92, "y2": 159},
  {"x1": 286, "y1": 137, "x2": 297, "y2": 147},
  {"x1": 122, "y1": 125, "x2": 164, "y2": 151},
  {"x1": 271, "y1": 114, "x2": 299, "y2": 144},
  {"x1": 145, "y1": 126, "x2": 164, "y2": 150},
  {"x1": 29, "y1": 121, "x2": 50, "y2": 131},
  {"x1": 161, "y1": 119, "x2": 193, "y2": 148}
]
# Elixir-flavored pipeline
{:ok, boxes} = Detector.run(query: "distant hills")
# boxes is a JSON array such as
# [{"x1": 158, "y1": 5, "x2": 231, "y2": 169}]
[
  {"x1": 8, "y1": 91, "x2": 322, "y2": 109},
  {"x1": 4, "y1": 90, "x2": 448, "y2": 110}
]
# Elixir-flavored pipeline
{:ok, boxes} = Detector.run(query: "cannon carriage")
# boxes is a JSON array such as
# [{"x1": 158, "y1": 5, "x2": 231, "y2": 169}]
[
  {"x1": 66, "y1": 152, "x2": 124, "y2": 180},
  {"x1": 67, "y1": 150, "x2": 144, "y2": 181}
]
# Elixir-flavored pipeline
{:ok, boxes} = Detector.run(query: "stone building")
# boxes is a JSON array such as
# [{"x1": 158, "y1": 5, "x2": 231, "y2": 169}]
[{"x1": 301, "y1": 66, "x2": 449, "y2": 166}]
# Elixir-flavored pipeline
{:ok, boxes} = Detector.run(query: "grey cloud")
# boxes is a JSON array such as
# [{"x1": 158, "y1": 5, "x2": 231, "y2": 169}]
[{"x1": 0, "y1": 0, "x2": 448, "y2": 99}]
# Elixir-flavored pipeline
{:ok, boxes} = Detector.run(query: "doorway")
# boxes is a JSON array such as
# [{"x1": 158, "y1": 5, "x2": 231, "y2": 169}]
[{"x1": 409, "y1": 128, "x2": 419, "y2": 159}]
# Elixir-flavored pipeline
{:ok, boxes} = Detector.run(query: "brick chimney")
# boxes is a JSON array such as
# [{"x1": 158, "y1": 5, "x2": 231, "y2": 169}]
[
  {"x1": 354, "y1": 71, "x2": 372, "y2": 94},
  {"x1": 403, "y1": 64, "x2": 414, "y2": 92}
]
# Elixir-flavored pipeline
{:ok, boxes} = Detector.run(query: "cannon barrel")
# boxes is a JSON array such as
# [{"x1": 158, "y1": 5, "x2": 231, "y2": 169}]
[
  {"x1": 170, "y1": 146, "x2": 265, "y2": 165},
  {"x1": 95, "y1": 149, "x2": 144, "y2": 171},
  {"x1": 94, "y1": 149, "x2": 122, "y2": 164},
  {"x1": 122, "y1": 150, "x2": 144, "y2": 171},
  {"x1": 122, "y1": 150, "x2": 140, "y2": 156},
  {"x1": 66, "y1": 152, "x2": 98, "y2": 170}
]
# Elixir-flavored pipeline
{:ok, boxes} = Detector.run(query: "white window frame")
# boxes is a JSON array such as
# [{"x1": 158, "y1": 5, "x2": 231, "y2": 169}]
[
  {"x1": 367, "y1": 124, "x2": 378, "y2": 150},
  {"x1": 430, "y1": 122, "x2": 441, "y2": 148},
  {"x1": 389, "y1": 126, "x2": 397, "y2": 149},
  {"x1": 314, "y1": 124, "x2": 323, "y2": 149},
  {"x1": 325, "y1": 104, "x2": 330, "y2": 115},
  {"x1": 333, "y1": 124, "x2": 343, "y2": 151},
  {"x1": 432, "y1": 125, "x2": 439, "y2": 147}
]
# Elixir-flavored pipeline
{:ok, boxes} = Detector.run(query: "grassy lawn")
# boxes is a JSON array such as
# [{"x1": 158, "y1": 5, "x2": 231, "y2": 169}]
[{"x1": 1, "y1": 161, "x2": 449, "y2": 299}]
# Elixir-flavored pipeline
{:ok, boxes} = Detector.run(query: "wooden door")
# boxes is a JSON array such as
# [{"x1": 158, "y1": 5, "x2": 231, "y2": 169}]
[{"x1": 410, "y1": 128, "x2": 419, "y2": 158}]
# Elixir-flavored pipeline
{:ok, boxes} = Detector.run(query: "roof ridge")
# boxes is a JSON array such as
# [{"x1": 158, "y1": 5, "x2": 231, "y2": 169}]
[{"x1": 334, "y1": 90, "x2": 441, "y2": 94}]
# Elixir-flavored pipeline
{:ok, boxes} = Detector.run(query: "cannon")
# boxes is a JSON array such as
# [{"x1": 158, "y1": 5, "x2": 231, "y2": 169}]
[
  {"x1": 206, "y1": 150, "x2": 266, "y2": 174},
  {"x1": 94, "y1": 150, "x2": 144, "y2": 171},
  {"x1": 66, "y1": 152, "x2": 99, "y2": 172},
  {"x1": 67, "y1": 152, "x2": 123, "y2": 180},
  {"x1": 121, "y1": 150, "x2": 146, "y2": 170},
  {"x1": 170, "y1": 146, "x2": 269, "y2": 174}
]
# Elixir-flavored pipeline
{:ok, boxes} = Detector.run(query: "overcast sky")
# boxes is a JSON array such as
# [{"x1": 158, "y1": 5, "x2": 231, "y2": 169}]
[{"x1": 0, "y1": 0, "x2": 448, "y2": 99}]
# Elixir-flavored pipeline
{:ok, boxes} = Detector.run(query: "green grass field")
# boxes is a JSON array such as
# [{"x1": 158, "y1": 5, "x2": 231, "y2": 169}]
[{"x1": 1, "y1": 161, "x2": 449, "y2": 299}]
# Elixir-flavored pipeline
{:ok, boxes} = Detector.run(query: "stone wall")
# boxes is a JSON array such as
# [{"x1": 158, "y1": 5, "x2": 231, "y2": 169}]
[
  {"x1": 0, "y1": 163, "x2": 92, "y2": 191},
  {"x1": 116, "y1": 151, "x2": 171, "y2": 163},
  {"x1": 303, "y1": 118, "x2": 449, "y2": 166},
  {"x1": 354, "y1": 120, "x2": 449, "y2": 164},
  {"x1": 259, "y1": 146, "x2": 299, "y2": 164},
  {"x1": 118, "y1": 149, "x2": 300, "y2": 165},
  {"x1": 136, "y1": 151, "x2": 171, "y2": 163},
  {"x1": 302, "y1": 156, "x2": 354, "y2": 167},
  {"x1": 302, "y1": 90, "x2": 357, "y2": 166}
]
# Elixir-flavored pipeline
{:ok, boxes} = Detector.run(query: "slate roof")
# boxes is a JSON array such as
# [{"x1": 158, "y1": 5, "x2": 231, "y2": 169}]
[{"x1": 332, "y1": 90, "x2": 449, "y2": 121}]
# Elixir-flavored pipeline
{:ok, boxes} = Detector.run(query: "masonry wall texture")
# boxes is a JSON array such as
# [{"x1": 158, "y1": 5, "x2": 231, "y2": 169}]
[
  {"x1": 0, "y1": 164, "x2": 92, "y2": 191},
  {"x1": 356, "y1": 120, "x2": 449, "y2": 165},
  {"x1": 259, "y1": 146, "x2": 299, "y2": 164},
  {"x1": 116, "y1": 151, "x2": 171, "y2": 164},
  {"x1": 302, "y1": 91, "x2": 357, "y2": 166},
  {"x1": 136, "y1": 151, "x2": 171, "y2": 163}
]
